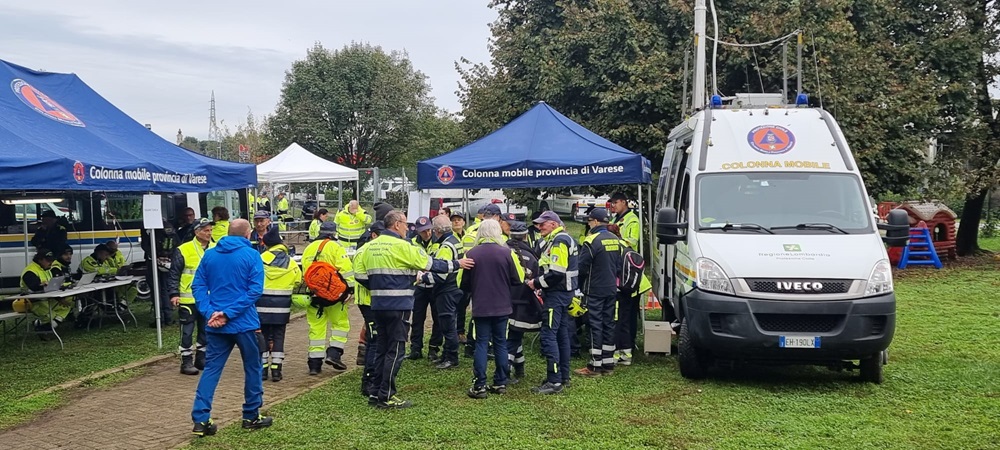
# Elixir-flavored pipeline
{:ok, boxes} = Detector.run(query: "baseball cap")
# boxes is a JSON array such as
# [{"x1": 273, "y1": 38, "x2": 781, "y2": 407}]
[
  {"x1": 450, "y1": 211, "x2": 465, "y2": 220},
  {"x1": 609, "y1": 192, "x2": 628, "y2": 202},
  {"x1": 588, "y1": 208, "x2": 609, "y2": 223},
  {"x1": 253, "y1": 210, "x2": 270, "y2": 219},
  {"x1": 502, "y1": 213, "x2": 517, "y2": 222},
  {"x1": 477, "y1": 204, "x2": 489, "y2": 215},
  {"x1": 509, "y1": 221, "x2": 528, "y2": 235},
  {"x1": 482, "y1": 204, "x2": 501, "y2": 216},
  {"x1": 532, "y1": 210, "x2": 562, "y2": 224},
  {"x1": 193, "y1": 218, "x2": 214, "y2": 231},
  {"x1": 414, "y1": 216, "x2": 433, "y2": 232},
  {"x1": 369, "y1": 221, "x2": 386, "y2": 234},
  {"x1": 319, "y1": 221, "x2": 337, "y2": 234},
  {"x1": 41, "y1": 251, "x2": 56, "y2": 260}
]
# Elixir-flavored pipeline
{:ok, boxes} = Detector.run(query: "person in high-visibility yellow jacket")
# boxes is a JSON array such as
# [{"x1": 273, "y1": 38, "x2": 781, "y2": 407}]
[
  {"x1": 609, "y1": 192, "x2": 641, "y2": 250},
  {"x1": 352, "y1": 221, "x2": 382, "y2": 398},
  {"x1": 20, "y1": 251, "x2": 72, "y2": 331},
  {"x1": 248, "y1": 192, "x2": 256, "y2": 216},
  {"x1": 257, "y1": 227, "x2": 302, "y2": 383},
  {"x1": 308, "y1": 208, "x2": 329, "y2": 241},
  {"x1": 211, "y1": 206, "x2": 230, "y2": 243},
  {"x1": 301, "y1": 221, "x2": 356, "y2": 375},
  {"x1": 167, "y1": 218, "x2": 215, "y2": 375},
  {"x1": 275, "y1": 193, "x2": 291, "y2": 231},
  {"x1": 106, "y1": 240, "x2": 127, "y2": 269},
  {"x1": 333, "y1": 200, "x2": 372, "y2": 252},
  {"x1": 82, "y1": 243, "x2": 137, "y2": 307}
]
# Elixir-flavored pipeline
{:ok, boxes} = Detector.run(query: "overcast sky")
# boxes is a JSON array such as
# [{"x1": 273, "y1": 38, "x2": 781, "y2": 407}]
[{"x1": 0, "y1": 1, "x2": 497, "y2": 142}]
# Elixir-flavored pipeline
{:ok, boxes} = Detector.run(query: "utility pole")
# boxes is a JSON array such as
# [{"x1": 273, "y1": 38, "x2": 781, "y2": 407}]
[
  {"x1": 209, "y1": 91, "x2": 221, "y2": 158},
  {"x1": 692, "y1": 0, "x2": 707, "y2": 110}
]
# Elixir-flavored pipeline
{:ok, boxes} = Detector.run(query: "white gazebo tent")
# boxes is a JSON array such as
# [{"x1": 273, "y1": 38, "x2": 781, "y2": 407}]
[{"x1": 255, "y1": 142, "x2": 359, "y2": 214}]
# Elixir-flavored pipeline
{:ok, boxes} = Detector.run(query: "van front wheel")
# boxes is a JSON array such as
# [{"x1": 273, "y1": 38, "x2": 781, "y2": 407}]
[
  {"x1": 678, "y1": 319, "x2": 708, "y2": 379},
  {"x1": 859, "y1": 351, "x2": 884, "y2": 384}
]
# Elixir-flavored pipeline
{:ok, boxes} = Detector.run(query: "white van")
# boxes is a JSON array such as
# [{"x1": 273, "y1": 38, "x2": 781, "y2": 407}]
[{"x1": 653, "y1": 95, "x2": 910, "y2": 383}]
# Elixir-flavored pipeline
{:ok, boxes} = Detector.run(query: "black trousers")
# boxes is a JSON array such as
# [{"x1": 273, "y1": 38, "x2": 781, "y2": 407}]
[
  {"x1": 359, "y1": 305, "x2": 378, "y2": 395},
  {"x1": 615, "y1": 292, "x2": 640, "y2": 354},
  {"x1": 147, "y1": 263, "x2": 173, "y2": 323},
  {"x1": 456, "y1": 292, "x2": 471, "y2": 337},
  {"x1": 435, "y1": 289, "x2": 463, "y2": 363},
  {"x1": 178, "y1": 303, "x2": 206, "y2": 357},
  {"x1": 586, "y1": 294, "x2": 617, "y2": 370},
  {"x1": 260, "y1": 323, "x2": 287, "y2": 366},
  {"x1": 372, "y1": 309, "x2": 411, "y2": 401},
  {"x1": 410, "y1": 287, "x2": 442, "y2": 354}
]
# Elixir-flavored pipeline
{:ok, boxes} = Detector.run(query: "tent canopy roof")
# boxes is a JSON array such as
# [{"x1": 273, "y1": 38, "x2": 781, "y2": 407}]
[
  {"x1": 256, "y1": 143, "x2": 358, "y2": 183},
  {"x1": 417, "y1": 102, "x2": 651, "y2": 189},
  {"x1": 0, "y1": 59, "x2": 256, "y2": 192}
]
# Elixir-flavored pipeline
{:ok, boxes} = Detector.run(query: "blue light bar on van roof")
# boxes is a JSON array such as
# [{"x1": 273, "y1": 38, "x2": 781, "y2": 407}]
[
  {"x1": 710, "y1": 94, "x2": 723, "y2": 109},
  {"x1": 796, "y1": 93, "x2": 809, "y2": 106}
]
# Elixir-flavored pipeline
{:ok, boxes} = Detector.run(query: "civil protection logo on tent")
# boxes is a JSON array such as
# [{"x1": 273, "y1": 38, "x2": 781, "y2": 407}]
[
  {"x1": 73, "y1": 161, "x2": 85, "y2": 184},
  {"x1": 747, "y1": 125, "x2": 794, "y2": 155},
  {"x1": 10, "y1": 79, "x2": 85, "y2": 127},
  {"x1": 437, "y1": 165, "x2": 455, "y2": 185}
]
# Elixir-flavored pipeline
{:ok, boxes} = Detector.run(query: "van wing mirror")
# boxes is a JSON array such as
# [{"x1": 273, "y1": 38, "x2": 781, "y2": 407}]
[
  {"x1": 878, "y1": 209, "x2": 910, "y2": 247},
  {"x1": 656, "y1": 207, "x2": 687, "y2": 245}
]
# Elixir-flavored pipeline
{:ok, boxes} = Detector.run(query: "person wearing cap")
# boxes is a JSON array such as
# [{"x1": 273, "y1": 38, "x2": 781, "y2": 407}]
[
  {"x1": 211, "y1": 207, "x2": 231, "y2": 243},
  {"x1": 418, "y1": 215, "x2": 463, "y2": 369},
  {"x1": 609, "y1": 192, "x2": 640, "y2": 250},
  {"x1": 334, "y1": 200, "x2": 373, "y2": 253},
  {"x1": 106, "y1": 240, "x2": 127, "y2": 270},
  {"x1": 354, "y1": 210, "x2": 474, "y2": 409},
  {"x1": 81, "y1": 244, "x2": 116, "y2": 276},
  {"x1": 575, "y1": 208, "x2": 623, "y2": 377},
  {"x1": 301, "y1": 221, "x2": 356, "y2": 375},
  {"x1": 450, "y1": 212, "x2": 466, "y2": 241},
  {"x1": 505, "y1": 220, "x2": 541, "y2": 384},
  {"x1": 407, "y1": 216, "x2": 443, "y2": 361},
  {"x1": 525, "y1": 210, "x2": 579, "y2": 394},
  {"x1": 250, "y1": 210, "x2": 277, "y2": 253},
  {"x1": 30, "y1": 210, "x2": 68, "y2": 254},
  {"x1": 20, "y1": 250, "x2": 72, "y2": 332},
  {"x1": 50, "y1": 245, "x2": 74, "y2": 277},
  {"x1": 168, "y1": 218, "x2": 216, "y2": 375},
  {"x1": 257, "y1": 227, "x2": 302, "y2": 383},
  {"x1": 308, "y1": 208, "x2": 330, "y2": 241}
]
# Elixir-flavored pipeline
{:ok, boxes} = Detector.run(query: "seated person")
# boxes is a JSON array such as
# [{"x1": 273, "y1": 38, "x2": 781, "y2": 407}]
[
  {"x1": 51, "y1": 245, "x2": 75, "y2": 277},
  {"x1": 81, "y1": 244, "x2": 116, "y2": 276},
  {"x1": 106, "y1": 240, "x2": 127, "y2": 270},
  {"x1": 20, "y1": 250, "x2": 72, "y2": 331}
]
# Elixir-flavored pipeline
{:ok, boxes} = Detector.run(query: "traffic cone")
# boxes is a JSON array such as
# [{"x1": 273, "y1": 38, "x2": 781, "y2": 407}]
[{"x1": 645, "y1": 292, "x2": 661, "y2": 310}]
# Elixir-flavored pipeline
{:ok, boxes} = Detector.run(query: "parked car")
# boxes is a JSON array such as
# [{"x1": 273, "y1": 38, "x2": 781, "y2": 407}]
[{"x1": 545, "y1": 192, "x2": 610, "y2": 222}]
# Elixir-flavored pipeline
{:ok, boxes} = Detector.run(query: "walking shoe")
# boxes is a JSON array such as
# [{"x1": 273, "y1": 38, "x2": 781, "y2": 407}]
[
  {"x1": 467, "y1": 386, "x2": 488, "y2": 399},
  {"x1": 427, "y1": 349, "x2": 439, "y2": 362},
  {"x1": 262, "y1": 366, "x2": 269, "y2": 381},
  {"x1": 618, "y1": 351, "x2": 633, "y2": 366},
  {"x1": 325, "y1": 358, "x2": 348, "y2": 371},
  {"x1": 308, "y1": 358, "x2": 322, "y2": 376},
  {"x1": 435, "y1": 360, "x2": 458, "y2": 370},
  {"x1": 531, "y1": 382, "x2": 563, "y2": 395},
  {"x1": 573, "y1": 367, "x2": 602, "y2": 377},
  {"x1": 487, "y1": 385, "x2": 507, "y2": 394},
  {"x1": 180, "y1": 356, "x2": 199, "y2": 376},
  {"x1": 192, "y1": 420, "x2": 217, "y2": 437},
  {"x1": 376, "y1": 395, "x2": 413, "y2": 409},
  {"x1": 194, "y1": 351, "x2": 206, "y2": 370},
  {"x1": 509, "y1": 376, "x2": 521, "y2": 385},
  {"x1": 356, "y1": 344, "x2": 367, "y2": 366},
  {"x1": 270, "y1": 364, "x2": 283, "y2": 382},
  {"x1": 613, "y1": 350, "x2": 622, "y2": 361},
  {"x1": 368, "y1": 395, "x2": 378, "y2": 406},
  {"x1": 405, "y1": 351, "x2": 423, "y2": 361},
  {"x1": 241, "y1": 415, "x2": 273, "y2": 430}
]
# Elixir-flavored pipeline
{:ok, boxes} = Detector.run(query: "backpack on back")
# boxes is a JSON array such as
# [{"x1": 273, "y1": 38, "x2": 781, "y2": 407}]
[
  {"x1": 618, "y1": 249, "x2": 645, "y2": 295},
  {"x1": 303, "y1": 240, "x2": 350, "y2": 307}
]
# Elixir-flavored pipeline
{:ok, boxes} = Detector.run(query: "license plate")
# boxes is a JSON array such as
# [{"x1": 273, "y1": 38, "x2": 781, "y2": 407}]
[{"x1": 779, "y1": 336, "x2": 820, "y2": 348}]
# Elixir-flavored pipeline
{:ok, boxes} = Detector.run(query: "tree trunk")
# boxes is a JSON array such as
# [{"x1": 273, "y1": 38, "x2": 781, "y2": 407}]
[{"x1": 956, "y1": 190, "x2": 987, "y2": 256}]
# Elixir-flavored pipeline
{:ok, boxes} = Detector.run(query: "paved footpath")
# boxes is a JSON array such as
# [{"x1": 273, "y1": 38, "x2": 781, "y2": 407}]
[{"x1": 1, "y1": 307, "x2": 364, "y2": 450}]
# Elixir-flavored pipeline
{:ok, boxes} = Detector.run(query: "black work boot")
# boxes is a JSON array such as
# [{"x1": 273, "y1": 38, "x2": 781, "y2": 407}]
[
  {"x1": 180, "y1": 355, "x2": 199, "y2": 375},
  {"x1": 194, "y1": 350, "x2": 206, "y2": 370},
  {"x1": 308, "y1": 358, "x2": 323, "y2": 376},
  {"x1": 324, "y1": 347, "x2": 347, "y2": 371},
  {"x1": 427, "y1": 347, "x2": 440, "y2": 362},
  {"x1": 270, "y1": 364, "x2": 282, "y2": 382},
  {"x1": 356, "y1": 343, "x2": 367, "y2": 366},
  {"x1": 405, "y1": 350, "x2": 423, "y2": 360},
  {"x1": 262, "y1": 365, "x2": 269, "y2": 381}
]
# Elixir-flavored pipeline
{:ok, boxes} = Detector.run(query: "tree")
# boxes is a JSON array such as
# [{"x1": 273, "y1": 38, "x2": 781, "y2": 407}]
[
  {"x1": 266, "y1": 42, "x2": 435, "y2": 168},
  {"x1": 221, "y1": 110, "x2": 274, "y2": 163},
  {"x1": 179, "y1": 136, "x2": 201, "y2": 152},
  {"x1": 395, "y1": 109, "x2": 467, "y2": 172}
]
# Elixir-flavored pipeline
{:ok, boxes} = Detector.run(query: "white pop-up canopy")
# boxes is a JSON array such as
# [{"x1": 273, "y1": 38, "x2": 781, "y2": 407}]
[{"x1": 256, "y1": 142, "x2": 358, "y2": 183}]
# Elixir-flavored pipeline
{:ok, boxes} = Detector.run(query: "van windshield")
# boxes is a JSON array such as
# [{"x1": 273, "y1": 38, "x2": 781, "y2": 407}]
[{"x1": 696, "y1": 172, "x2": 872, "y2": 234}]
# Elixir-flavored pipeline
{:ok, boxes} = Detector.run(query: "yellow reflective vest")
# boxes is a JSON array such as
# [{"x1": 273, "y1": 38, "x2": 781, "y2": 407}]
[
  {"x1": 333, "y1": 207, "x2": 372, "y2": 249},
  {"x1": 261, "y1": 244, "x2": 302, "y2": 295},
  {"x1": 81, "y1": 255, "x2": 115, "y2": 275},
  {"x1": 211, "y1": 219, "x2": 230, "y2": 244},
  {"x1": 20, "y1": 261, "x2": 52, "y2": 293},
  {"x1": 177, "y1": 239, "x2": 214, "y2": 304}
]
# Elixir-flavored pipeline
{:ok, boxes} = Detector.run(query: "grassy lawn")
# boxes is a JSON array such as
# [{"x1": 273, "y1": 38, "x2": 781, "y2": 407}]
[
  {"x1": 0, "y1": 304, "x2": 178, "y2": 429},
  {"x1": 189, "y1": 240, "x2": 1000, "y2": 449}
]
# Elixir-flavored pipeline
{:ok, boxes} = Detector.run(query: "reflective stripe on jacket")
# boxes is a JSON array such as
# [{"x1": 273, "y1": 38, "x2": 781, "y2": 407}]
[
  {"x1": 537, "y1": 227, "x2": 578, "y2": 292},
  {"x1": 258, "y1": 244, "x2": 300, "y2": 324},
  {"x1": 177, "y1": 240, "x2": 214, "y2": 304},
  {"x1": 354, "y1": 231, "x2": 458, "y2": 311}
]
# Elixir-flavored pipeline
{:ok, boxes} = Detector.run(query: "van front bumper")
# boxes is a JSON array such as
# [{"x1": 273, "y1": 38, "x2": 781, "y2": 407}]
[{"x1": 684, "y1": 289, "x2": 895, "y2": 363}]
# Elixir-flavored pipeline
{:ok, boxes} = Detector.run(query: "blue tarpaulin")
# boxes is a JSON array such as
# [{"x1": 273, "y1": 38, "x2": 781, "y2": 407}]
[
  {"x1": 417, "y1": 102, "x2": 651, "y2": 189},
  {"x1": 0, "y1": 59, "x2": 256, "y2": 192}
]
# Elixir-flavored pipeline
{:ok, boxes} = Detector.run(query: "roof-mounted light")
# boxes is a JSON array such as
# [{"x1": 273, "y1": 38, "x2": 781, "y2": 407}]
[
  {"x1": 710, "y1": 94, "x2": 723, "y2": 109},
  {"x1": 796, "y1": 93, "x2": 809, "y2": 106}
]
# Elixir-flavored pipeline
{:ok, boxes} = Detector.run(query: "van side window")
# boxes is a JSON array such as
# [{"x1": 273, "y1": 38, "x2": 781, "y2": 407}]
[{"x1": 676, "y1": 172, "x2": 690, "y2": 222}]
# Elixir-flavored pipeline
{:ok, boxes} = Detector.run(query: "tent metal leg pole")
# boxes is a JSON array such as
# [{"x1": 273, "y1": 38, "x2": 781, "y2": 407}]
[
  {"x1": 338, "y1": 181, "x2": 343, "y2": 209},
  {"x1": 637, "y1": 184, "x2": 644, "y2": 256},
  {"x1": 22, "y1": 197, "x2": 28, "y2": 267}
]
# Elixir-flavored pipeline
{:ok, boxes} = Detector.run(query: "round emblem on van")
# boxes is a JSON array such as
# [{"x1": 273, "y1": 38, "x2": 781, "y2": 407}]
[{"x1": 748, "y1": 125, "x2": 795, "y2": 155}]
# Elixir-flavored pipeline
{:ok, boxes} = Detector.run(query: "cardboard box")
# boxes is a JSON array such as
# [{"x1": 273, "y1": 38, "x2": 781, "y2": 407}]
[{"x1": 643, "y1": 321, "x2": 674, "y2": 355}]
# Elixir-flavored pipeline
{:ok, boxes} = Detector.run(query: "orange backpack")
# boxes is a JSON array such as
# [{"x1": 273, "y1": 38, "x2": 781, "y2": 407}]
[{"x1": 303, "y1": 240, "x2": 350, "y2": 307}]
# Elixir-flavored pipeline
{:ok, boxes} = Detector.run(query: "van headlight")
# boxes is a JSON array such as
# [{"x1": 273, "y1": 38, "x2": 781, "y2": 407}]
[
  {"x1": 865, "y1": 259, "x2": 894, "y2": 296},
  {"x1": 696, "y1": 258, "x2": 734, "y2": 295}
]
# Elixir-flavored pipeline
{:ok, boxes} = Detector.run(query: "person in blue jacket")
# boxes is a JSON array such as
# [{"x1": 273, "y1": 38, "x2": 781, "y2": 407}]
[{"x1": 189, "y1": 219, "x2": 271, "y2": 437}]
